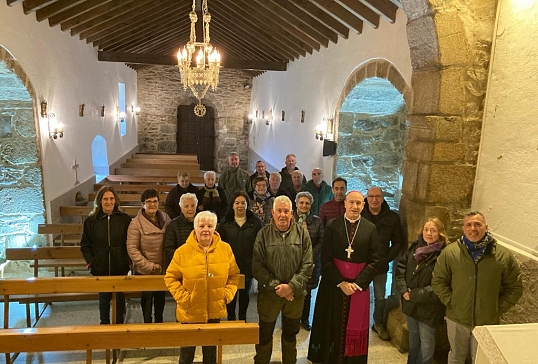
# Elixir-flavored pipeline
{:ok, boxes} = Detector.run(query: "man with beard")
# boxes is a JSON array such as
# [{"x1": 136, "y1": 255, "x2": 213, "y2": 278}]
[{"x1": 318, "y1": 177, "x2": 347, "y2": 226}]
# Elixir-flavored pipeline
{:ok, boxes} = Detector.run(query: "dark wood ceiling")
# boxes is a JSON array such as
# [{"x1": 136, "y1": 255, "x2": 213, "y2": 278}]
[{"x1": 7, "y1": 0, "x2": 403, "y2": 76}]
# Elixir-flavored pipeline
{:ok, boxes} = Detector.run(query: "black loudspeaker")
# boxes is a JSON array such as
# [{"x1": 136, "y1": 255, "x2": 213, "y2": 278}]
[{"x1": 322, "y1": 140, "x2": 337, "y2": 156}]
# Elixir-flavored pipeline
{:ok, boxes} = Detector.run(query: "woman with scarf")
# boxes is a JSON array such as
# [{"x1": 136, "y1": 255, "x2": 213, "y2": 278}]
[
  {"x1": 249, "y1": 176, "x2": 274, "y2": 225},
  {"x1": 293, "y1": 191, "x2": 324, "y2": 331},
  {"x1": 394, "y1": 217, "x2": 448, "y2": 364},
  {"x1": 196, "y1": 170, "x2": 227, "y2": 222}
]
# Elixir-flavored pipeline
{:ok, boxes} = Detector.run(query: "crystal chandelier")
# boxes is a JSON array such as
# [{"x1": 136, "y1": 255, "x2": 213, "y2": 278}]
[{"x1": 177, "y1": 0, "x2": 221, "y2": 117}]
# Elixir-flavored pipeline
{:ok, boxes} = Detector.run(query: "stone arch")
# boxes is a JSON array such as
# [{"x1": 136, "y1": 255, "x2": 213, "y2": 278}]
[
  {"x1": 398, "y1": 0, "x2": 495, "y2": 238},
  {"x1": 333, "y1": 58, "x2": 411, "y2": 210},
  {"x1": 0, "y1": 44, "x2": 46, "y2": 256}
]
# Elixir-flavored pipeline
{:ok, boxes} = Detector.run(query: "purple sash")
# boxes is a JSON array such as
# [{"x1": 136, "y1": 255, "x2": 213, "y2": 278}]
[{"x1": 333, "y1": 258, "x2": 369, "y2": 357}]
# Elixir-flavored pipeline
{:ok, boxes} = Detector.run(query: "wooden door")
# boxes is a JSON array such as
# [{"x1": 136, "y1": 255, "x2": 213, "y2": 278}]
[{"x1": 177, "y1": 105, "x2": 215, "y2": 171}]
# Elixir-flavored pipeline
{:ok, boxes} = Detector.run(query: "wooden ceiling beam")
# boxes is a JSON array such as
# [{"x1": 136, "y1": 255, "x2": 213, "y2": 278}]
[
  {"x1": 236, "y1": 0, "x2": 318, "y2": 53},
  {"x1": 60, "y1": 0, "x2": 137, "y2": 32},
  {"x1": 360, "y1": 0, "x2": 398, "y2": 24},
  {"x1": 211, "y1": 2, "x2": 300, "y2": 61},
  {"x1": 21, "y1": 0, "x2": 54, "y2": 14},
  {"x1": 47, "y1": 0, "x2": 108, "y2": 27},
  {"x1": 86, "y1": 3, "x2": 182, "y2": 44},
  {"x1": 270, "y1": 0, "x2": 338, "y2": 46},
  {"x1": 288, "y1": 0, "x2": 349, "y2": 39},
  {"x1": 35, "y1": 0, "x2": 85, "y2": 21},
  {"x1": 81, "y1": 0, "x2": 179, "y2": 42},
  {"x1": 210, "y1": 27, "x2": 280, "y2": 62},
  {"x1": 101, "y1": 15, "x2": 188, "y2": 52},
  {"x1": 97, "y1": 51, "x2": 287, "y2": 71},
  {"x1": 213, "y1": 1, "x2": 306, "y2": 59},
  {"x1": 122, "y1": 28, "x2": 186, "y2": 54},
  {"x1": 311, "y1": 0, "x2": 364, "y2": 34},
  {"x1": 336, "y1": 0, "x2": 380, "y2": 28}
]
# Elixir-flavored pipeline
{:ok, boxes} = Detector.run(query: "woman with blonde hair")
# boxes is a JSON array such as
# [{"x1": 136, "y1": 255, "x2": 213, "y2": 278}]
[
  {"x1": 394, "y1": 217, "x2": 448, "y2": 364},
  {"x1": 165, "y1": 211, "x2": 240, "y2": 364}
]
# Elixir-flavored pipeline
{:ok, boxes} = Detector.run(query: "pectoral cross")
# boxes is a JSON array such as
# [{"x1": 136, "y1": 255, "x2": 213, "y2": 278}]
[{"x1": 345, "y1": 244, "x2": 354, "y2": 259}]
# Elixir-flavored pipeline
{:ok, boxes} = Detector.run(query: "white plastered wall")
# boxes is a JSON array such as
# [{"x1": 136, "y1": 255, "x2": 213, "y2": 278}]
[
  {"x1": 248, "y1": 9, "x2": 412, "y2": 181},
  {"x1": 0, "y1": 3, "x2": 138, "y2": 206},
  {"x1": 473, "y1": 0, "x2": 538, "y2": 255}
]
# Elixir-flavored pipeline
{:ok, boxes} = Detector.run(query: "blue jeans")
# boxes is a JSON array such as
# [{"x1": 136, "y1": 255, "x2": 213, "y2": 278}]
[
  {"x1": 406, "y1": 316, "x2": 436, "y2": 364},
  {"x1": 372, "y1": 273, "x2": 387, "y2": 325}
]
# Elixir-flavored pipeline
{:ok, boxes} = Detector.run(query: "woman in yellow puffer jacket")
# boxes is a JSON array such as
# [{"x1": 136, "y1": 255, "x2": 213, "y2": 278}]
[{"x1": 165, "y1": 211, "x2": 240, "y2": 364}]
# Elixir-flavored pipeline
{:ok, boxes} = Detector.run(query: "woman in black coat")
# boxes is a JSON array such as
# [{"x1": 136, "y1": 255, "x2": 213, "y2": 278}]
[
  {"x1": 80, "y1": 185, "x2": 132, "y2": 324},
  {"x1": 394, "y1": 217, "x2": 448, "y2": 364},
  {"x1": 196, "y1": 170, "x2": 227, "y2": 222},
  {"x1": 217, "y1": 190, "x2": 262, "y2": 321},
  {"x1": 293, "y1": 191, "x2": 324, "y2": 331}
]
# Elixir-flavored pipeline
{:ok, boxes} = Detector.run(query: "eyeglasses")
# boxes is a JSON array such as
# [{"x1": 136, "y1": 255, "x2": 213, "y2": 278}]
[{"x1": 144, "y1": 200, "x2": 159, "y2": 205}]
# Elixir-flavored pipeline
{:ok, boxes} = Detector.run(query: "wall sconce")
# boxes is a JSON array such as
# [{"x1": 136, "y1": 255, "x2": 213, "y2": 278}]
[
  {"x1": 316, "y1": 117, "x2": 333, "y2": 141},
  {"x1": 131, "y1": 104, "x2": 141, "y2": 115},
  {"x1": 40, "y1": 100, "x2": 48, "y2": 118},
  {"x1": 48, "y1": 113, "x2": 64, "y2": 139},
  {"x1": 119, "y1": 111, "x2": 126, "y2": 122},
  {"x1": 247, "y1": 114, "x2": 254, "y2": 124}
]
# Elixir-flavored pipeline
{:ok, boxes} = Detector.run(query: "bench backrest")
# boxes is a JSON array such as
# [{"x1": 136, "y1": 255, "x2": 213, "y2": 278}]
[
  {"x1": 5, "y1": 247, "x2": 83, "y2": 261},
  {"x1": 105, "y1": 175, "x2": 202, "y2": 184},
  {"x1": 131, "y1": 153, "x2": 198, "y2": 161},
  {"x1": 60, "y1": 205, "x2": 139, "y2": 218},
  {"x1": 122, "y1": 163, "x2": 200, "y2": 170},
  {"x1": 115, "y1": 168, "x2": 200, "y2": 177}
]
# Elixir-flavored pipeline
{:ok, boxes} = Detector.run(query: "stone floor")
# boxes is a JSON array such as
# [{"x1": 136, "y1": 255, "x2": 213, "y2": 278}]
[{"x1": 0, "y1": 265, "x2": 408, "y2": 364}]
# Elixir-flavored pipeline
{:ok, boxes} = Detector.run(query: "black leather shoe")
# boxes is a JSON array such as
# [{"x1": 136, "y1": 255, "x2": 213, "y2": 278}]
[{"x1": 301, "y1": 321, "x2": 311, "y2": 331}]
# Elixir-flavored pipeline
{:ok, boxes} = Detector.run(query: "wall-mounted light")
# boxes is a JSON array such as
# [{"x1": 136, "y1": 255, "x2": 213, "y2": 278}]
[
  {"x1": 48, "y1": 113, "x2": 64, "y2": 139},
  {"x1": 247, "y1": 114, "x2": 254, "y2": 124},
  {"x1": 316, "y1": 117, "x2": 333, "y2": 141},
  {"x1": 40, "y1": 100, "x2": 48, "y2": 118},
  {"x1": 131, "y1": 104, "x2": 141, "y2": 115},
  {"x1": 119, "y1": 111, "x2": 126, "y2": 122}
]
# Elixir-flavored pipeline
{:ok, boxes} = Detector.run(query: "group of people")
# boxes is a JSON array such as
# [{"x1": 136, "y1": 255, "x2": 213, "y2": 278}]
[{"x1": 79, "y1": 151, "x2": 524, "y2": 364}]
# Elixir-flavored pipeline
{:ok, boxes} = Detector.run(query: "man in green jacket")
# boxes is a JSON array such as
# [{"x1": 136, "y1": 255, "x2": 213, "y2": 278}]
[
  {"x1": 432, "y1": 211, "x2": 523, "y2": 364},
  {"x1": 252, "y1": 195, "x2": 313, "y2": 364}
]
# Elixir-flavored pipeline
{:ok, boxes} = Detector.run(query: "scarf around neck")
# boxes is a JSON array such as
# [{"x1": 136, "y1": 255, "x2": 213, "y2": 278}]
[
  {"x1": 462, "y1": 231, "x2": 493, "y2": 263},
  {"x1": 297, "y1": 210, "x2": 310, "y2": 225},
  {"x1": 414, "y1": 235, "x2": 444, "y2": 264}
]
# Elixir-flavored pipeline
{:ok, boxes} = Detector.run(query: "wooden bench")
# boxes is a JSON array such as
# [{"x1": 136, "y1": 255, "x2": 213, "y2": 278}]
[
  {"x1": 5, "y1": 247, "x2": 85, "y2": 278},
  {"x1": 88, "y1": 192, "x2": 168, "y2": 205},
  {"x1": 1, "y1": 275, "x2": 248, "y2": 364},
  {"x1": 131, "y1": 153, "x2": 198, "y2": 162},
  {"x1": 0, "y1": 321, "x2": 258, "y2": 364},
  {"x1": 115, "y1": 168, "x2": 200, "y2": 177},
  {"x1": 38, "y1": 223, "x2": 83, "y2": 246},
  {"x1": 122, "y1": 162, "x2": 200, "y2": 170},
  {"x1": 125, "y1": 158, "x2": 199, "y2": 164},
  {"x1": 60, "y1": 206, "x2": 140, "y2": 221},
  {"x1": 105, "y1": 175, "x2": 204, "y2": 184}
]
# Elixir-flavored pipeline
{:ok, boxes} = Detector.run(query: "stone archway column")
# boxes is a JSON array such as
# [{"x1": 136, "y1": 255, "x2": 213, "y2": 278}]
[{"x1": 400, "y1": 0, "x2": 497, "y2": 239}]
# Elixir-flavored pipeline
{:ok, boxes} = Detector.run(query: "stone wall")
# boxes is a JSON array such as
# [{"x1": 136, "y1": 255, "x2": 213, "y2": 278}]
[
  {"x1": 336, "y1": 108, "x2": 407, "y2": 210},
  {"x1": 0, "y1": 58, "x2": 45, "y2": 259},
  {"x1": 137, "y1": 66, "x2": 253, "y2": 172}
]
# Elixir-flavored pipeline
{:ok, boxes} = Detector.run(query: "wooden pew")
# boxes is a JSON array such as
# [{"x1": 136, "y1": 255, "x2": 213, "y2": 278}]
[
  {"x1": 125, "y1": 158, "x2": 198, "y2": 164},
  {"x1": 88, "y1": 193, "x2": 167, "y2": 205},
  {"x1": 38, "y1": 223, "x2": 83, "y2": 246},
  {"x1": 60, "y1": 206, "x2": 140, "y2": 221},
  {"x1": 94, "y1": 184, "x2": 176, "y2": 193},
  {"x1": 0, "y1": 322, "x2": 258, "y2": 364},
  {"x1": 5, "y1": 247, "x2": 85, "y2": 278},
  {"x1": 131, "y1": 153, "x2": 198, "y2": 162},
  {"x1": 0, "y1": 275, "x2": 248, "y2": 364},
  {"x1": 115, "y1": 168, "x2": 199, "y2": 177},
  {"x1": 122, "y1": 162, "x2": 200, "y2": 170},
  {"x1": 105, "y1": 175, "x2": 204, "y2": 184}
]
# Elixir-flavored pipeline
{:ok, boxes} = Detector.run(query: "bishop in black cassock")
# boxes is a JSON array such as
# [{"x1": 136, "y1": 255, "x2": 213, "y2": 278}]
[{"x1": 308, "y1": 191, "x2": 385, "y2": 364}]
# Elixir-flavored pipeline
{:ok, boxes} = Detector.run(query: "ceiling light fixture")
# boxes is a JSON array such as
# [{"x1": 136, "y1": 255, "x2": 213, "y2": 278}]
[{"x1": 177, "y1": 0, "x2": 221, "y2": 117}]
